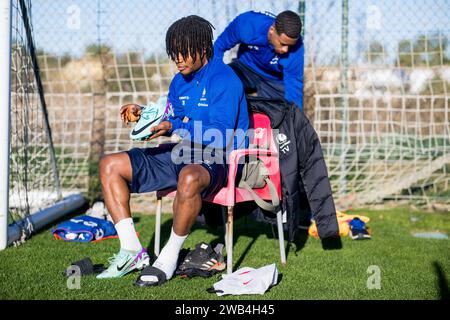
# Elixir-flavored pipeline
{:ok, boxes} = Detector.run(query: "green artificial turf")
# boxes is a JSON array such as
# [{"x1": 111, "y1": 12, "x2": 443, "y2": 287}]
[{"x1": 0, "y1": 207, "x2": 449, "y2": 300}]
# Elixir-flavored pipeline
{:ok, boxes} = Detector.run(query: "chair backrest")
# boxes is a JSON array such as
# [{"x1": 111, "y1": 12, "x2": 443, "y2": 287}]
[
  {"x1": 249, "y1": 113, "x2": 277, "y2": 153},
  {"x1": 231, "y1": 112, "x2": 281, "y2": 206}
]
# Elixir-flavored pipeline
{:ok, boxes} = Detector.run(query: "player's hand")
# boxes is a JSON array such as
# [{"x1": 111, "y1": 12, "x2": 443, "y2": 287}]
[
  {"x1": 145, "y1": 121, "x2": 173, "y2": 141},
  {"x1": 120, "y1": 103, "x2": 142, "y2": 124}
]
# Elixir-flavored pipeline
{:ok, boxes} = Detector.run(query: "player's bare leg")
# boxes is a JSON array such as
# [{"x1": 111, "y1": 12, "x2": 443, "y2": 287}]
[
  {"x1": 96, "y1": 153, "x2": 149, "y2": 279},
  {"x1": 98, "y1": 152, "x2": 133, "y2": 224},
  {"x1": 172, "y1": 164, "x2": 211, "y2": 235},
  {"x1": 138, "y1": 164, "x2": 211, "y2": 285}
]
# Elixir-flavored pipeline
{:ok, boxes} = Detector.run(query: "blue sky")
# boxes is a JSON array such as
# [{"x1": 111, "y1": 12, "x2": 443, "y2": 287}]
[
  {"x1": 28, "y1": 0, "x2": 450, "y2": 64},
  {"x1": 29, "y1": 0, "x2": 295, "y2": 55},
  {"x1": 306, "y1": 0, "x2": 450, "y2": 64}
]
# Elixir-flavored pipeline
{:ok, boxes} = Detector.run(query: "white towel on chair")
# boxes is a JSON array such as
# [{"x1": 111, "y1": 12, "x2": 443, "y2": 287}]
[{"x1": 211, "y1": 263, "x2": 278, "y2": 296}]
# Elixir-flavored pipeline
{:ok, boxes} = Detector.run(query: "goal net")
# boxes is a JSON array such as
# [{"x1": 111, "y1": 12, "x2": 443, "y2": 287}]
[
  {"x1": 304, "y1": 0, "x2": 449, "y2": 208},
  {"x1": 4, "y1": 0, "x2": 85, "y2": 248}
]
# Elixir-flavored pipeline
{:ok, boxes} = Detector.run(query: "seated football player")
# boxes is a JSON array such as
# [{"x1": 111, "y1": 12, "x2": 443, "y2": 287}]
[{"x1": 96, "y1": 15, "x2": 249, "y2": 286}]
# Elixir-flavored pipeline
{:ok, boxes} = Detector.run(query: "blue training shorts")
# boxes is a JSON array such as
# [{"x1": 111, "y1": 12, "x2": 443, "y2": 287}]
[{"x1": 126, "y1": 143, "x2": 228, "y2": 199}]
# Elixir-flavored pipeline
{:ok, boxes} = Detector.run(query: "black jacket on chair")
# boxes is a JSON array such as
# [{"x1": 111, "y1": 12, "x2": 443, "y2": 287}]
[{"x1": 247, "y1": 97, "x2": 339, "y2": 242}]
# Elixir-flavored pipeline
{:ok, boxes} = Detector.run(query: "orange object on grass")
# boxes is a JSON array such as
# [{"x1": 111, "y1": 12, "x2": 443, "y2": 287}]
[{"x1": 308, "y1": 211, "x2": 369, "y2": 238}]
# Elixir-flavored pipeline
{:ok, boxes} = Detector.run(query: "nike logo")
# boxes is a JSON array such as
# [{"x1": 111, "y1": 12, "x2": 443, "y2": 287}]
[
  {"x1": 243, "y1": 279, "x2": 253, "y2": 285},
  {"x1": 131, "y1": 115, "x2": 163, "y2": 135},
  {"x1": 117, "y1": 258, "x2": 132, "y2": 271}
]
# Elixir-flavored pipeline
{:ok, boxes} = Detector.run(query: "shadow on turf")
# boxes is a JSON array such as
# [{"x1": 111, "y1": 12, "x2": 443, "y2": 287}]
[
  {"x1": 145, "y1": 214, "x2": 268, "y2": 266},
  {"x1": 433, "y1": 261, "x2": 450, "y2": 300},
  {"x1": 144, "y1": 201, "x2": 334, "y2": 269}
]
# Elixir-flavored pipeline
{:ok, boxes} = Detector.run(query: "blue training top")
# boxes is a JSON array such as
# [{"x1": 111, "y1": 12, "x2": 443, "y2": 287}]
[
  {"x1": 167, "y1": 57, "x2": 249, "y2": 151},
  {"x1": 214, "y1": 10, "x2": 304, "y2": 109}
]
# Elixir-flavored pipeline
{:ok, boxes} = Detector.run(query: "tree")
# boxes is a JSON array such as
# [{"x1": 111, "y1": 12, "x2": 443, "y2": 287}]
[
  {"x1": 85, "y1": 43, "x2": 112, "y2": 56},
  {"x1": 397, "y1": 33, "x2": 450, "y2": 67},
  {"x1": 365, "y1": 41, "x2": 386, "y2": 64}
]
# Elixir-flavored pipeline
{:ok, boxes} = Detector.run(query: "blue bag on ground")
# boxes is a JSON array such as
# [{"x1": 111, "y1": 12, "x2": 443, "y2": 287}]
[{"x1": 52, "y1": 215, "x2": 117, "y2": 242}]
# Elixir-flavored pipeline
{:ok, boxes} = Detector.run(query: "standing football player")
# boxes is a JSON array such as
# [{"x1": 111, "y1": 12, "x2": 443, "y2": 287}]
[{"x1": 214, "y1": 10, "x2": 304, "y2": 109}]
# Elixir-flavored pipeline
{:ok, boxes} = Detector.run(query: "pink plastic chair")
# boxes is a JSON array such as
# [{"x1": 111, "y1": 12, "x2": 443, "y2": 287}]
[{"x1": 154, "y1": 113, "x2": 286, "y2": 274}]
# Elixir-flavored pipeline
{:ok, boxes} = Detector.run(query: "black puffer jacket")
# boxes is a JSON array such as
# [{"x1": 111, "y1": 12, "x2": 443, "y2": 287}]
[{"x1": 248, "y1": 97, "x2": 339, "y2": 242}]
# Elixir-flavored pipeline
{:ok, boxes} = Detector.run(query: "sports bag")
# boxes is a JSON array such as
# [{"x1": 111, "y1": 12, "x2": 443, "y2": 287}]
[
  {"x1": 52, "y1": 215, "x2": 117, "y2": 242},
  {"x1": 238, "y1": 156, "x2": 280, "y2": 213}
]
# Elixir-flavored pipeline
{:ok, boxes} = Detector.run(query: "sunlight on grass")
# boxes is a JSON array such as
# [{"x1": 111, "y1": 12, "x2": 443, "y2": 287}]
[{"x1": 0, "y1": 208, "x2": 449, "y2": 300}]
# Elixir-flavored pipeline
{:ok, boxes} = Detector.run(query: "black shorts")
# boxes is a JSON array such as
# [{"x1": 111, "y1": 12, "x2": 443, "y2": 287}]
[
  {"x1": 126, "y1": 143, "x2": 228, "y2": 199},
  {"x1": 228, "y1": 59, "x2": 285, "y2": 100}
]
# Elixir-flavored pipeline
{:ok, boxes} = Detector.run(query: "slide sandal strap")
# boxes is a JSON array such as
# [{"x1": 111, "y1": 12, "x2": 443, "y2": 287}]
[{"x1": 134, "y1": 266, "x2": 167, "y2": 287}]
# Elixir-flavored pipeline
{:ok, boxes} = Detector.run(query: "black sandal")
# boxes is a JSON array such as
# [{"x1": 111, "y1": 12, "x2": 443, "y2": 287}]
[
  {"x1": 134, "y1": 266, "x2": 167, "y2": 287},
  {"x1": 63, "y1": 257, "x2": 106, "y2": 277}
]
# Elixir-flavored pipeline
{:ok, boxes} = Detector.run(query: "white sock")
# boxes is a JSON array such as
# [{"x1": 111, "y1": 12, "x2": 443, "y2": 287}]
[
  {"x1": 141, "y1": 228, "x2": 188, "y2": 282},
  {"x1": 115, "y1": 218, "x2": 142, "y2": 252}
]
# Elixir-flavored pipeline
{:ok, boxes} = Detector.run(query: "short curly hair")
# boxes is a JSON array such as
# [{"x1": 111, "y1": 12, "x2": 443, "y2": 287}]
[{"x1": 275, "y1": 10, "x2": 302, "y2": 39}]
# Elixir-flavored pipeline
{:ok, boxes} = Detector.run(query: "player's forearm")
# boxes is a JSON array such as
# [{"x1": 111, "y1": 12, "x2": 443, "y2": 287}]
[
  {"x1": 213, "y1": 21, "x2": 240, "y2": 59},
  {"x1": 167, "y1": 117, "x2": 183, "y2": 133},
  {"x1": 285, "y1": 91, "x2": 303, "y2": 109},
  {"x1": 213, "y1": 38, "x2": 230, "y2": 60},
  {"x1": 284, "y1": 78, "x2": 304, "y2": 109}
]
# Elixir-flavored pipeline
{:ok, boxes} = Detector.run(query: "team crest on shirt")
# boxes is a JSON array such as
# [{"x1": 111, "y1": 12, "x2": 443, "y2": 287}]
[{"x1": 198, "y1": 87, "x2": 208, "y2": 107}]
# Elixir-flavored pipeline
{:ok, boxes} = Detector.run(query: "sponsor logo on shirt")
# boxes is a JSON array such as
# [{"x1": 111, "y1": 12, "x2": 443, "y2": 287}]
[
  {"x1": 248, "y1": 45, "x2": 259, "y2": 51},
  {"x1": 269, "y1": 55, "x2": 279, "y2": 65},
  {"x1": 179, "y1": 95, "x2": 189, "y2": 106}
]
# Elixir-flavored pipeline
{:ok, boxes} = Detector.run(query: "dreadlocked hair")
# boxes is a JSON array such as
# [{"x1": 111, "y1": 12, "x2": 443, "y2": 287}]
[
  {"x1": 166, "y1": 15, "x2": 215, "y2": 63},
  {"x1": 275, "y1": 10, "x2": 302, "y2": 39}
]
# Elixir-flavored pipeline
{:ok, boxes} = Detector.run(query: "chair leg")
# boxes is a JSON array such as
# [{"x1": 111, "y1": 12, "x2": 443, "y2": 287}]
[
  {"x1": 221, "y1": 206, "x2": 227, "y2": 233},
  {"x1": 154, "y1": 196, "x2": 162, "y2": 257},
  {"x1": 226, "y1": 205, "x2": 234, "y2": 274},
  {"x1": 276, "y1": 208, "x2": 287, "y2": 265}
]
